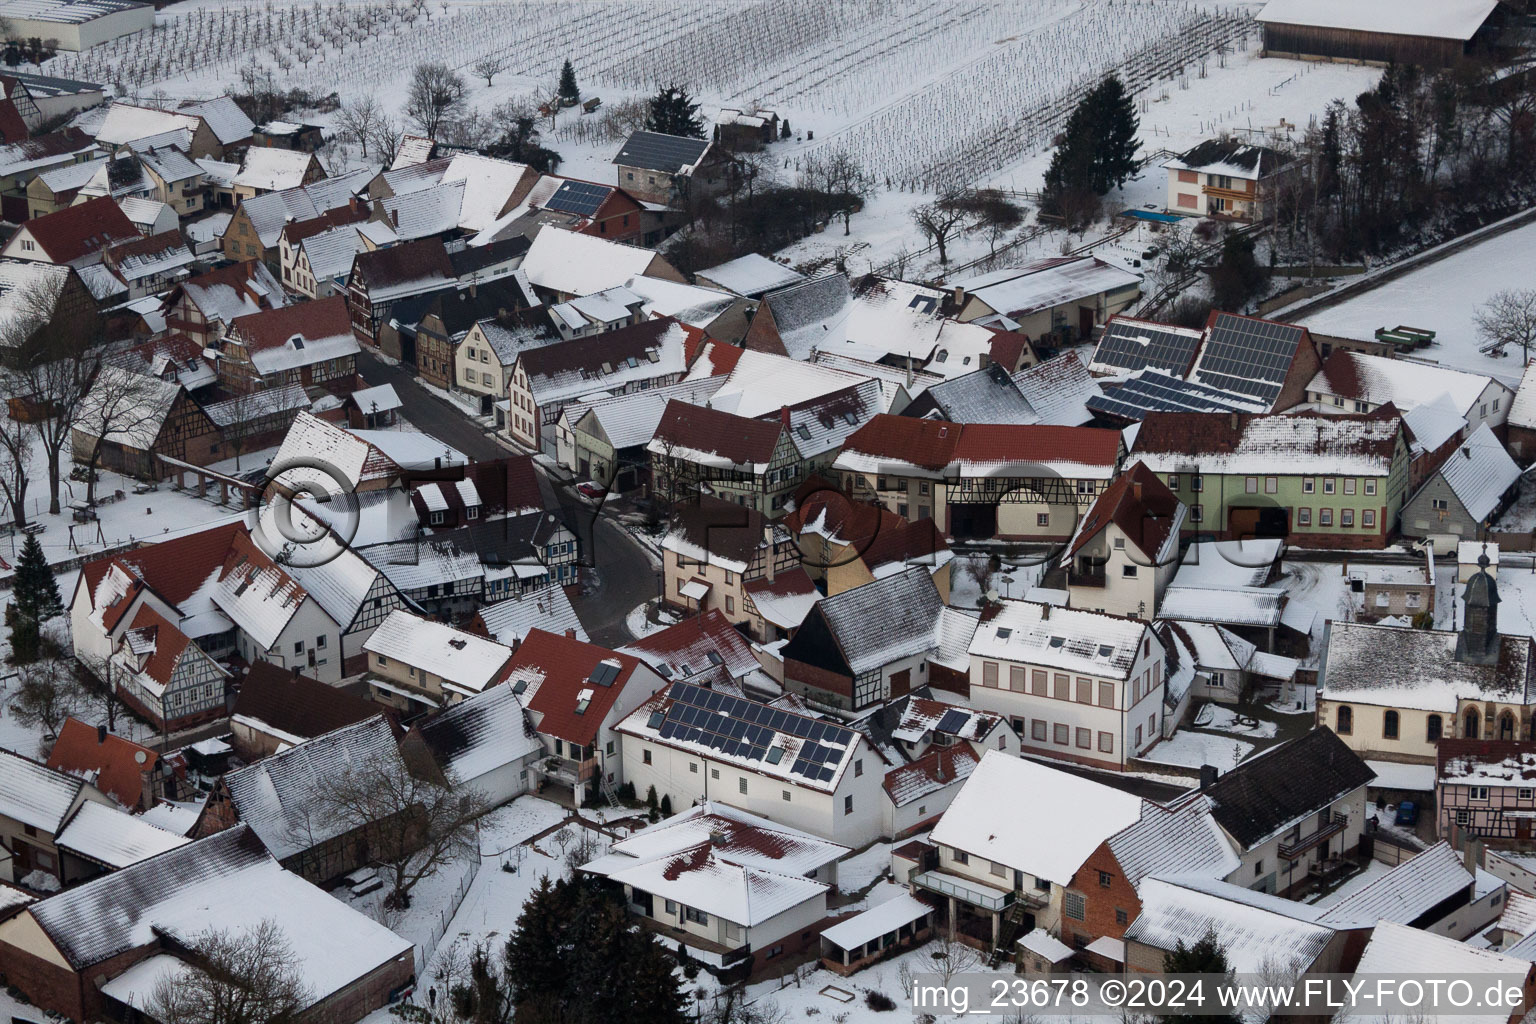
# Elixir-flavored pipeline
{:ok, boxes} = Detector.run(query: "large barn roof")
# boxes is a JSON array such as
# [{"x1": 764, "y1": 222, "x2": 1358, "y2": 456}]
[{"x1": 1256, "y1": 0, "x2": 1497, "y2": 42}]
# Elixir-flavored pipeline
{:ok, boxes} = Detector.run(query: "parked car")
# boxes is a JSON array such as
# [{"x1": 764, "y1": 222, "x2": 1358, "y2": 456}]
[
  {"x1": 576, "y1": 482, "x2": 606, "y2": 500},
  {"x1": 1394, "y1": 801, "x2": 1418, "y2": 827}
]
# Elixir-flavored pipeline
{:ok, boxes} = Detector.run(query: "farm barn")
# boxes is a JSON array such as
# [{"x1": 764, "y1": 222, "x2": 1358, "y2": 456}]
[
  {"x1": 0, "y1": 0, "x2": 153, "y2": 52},
  {"x1": 1256, "y1": 0, "x2": 1500, "y2": 68}
]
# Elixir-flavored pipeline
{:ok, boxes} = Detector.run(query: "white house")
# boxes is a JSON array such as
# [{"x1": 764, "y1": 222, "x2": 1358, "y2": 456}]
[
  {"x1": 923, "y1": 752, "x2": 1145, "y2": 945},
  {"x1": 412, "y1": 682, "x2": 543, "y2": 806},
  {"x1": 580, "y1": 802, "x2": 846, "y2": 968},
  {"x1": 617, "y1": 681, "x2": 889, "y2": 848},
  {"x1": 967, "y1": 600, "x2": 1167, "y2": 770},
  {"x1": 1061, "y1": 462, "x2": 1186, "y2": 620}
]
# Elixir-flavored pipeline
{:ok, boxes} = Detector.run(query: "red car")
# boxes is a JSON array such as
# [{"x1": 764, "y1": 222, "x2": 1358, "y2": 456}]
[{"x1": 576, "y1": 482, "x2": 606, "y2": 500}]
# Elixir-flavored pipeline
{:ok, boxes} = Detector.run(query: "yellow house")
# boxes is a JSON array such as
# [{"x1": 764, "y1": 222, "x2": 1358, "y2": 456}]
[{"x1": 1318, "y1": 559, "x2": 1535, "y2": 765}]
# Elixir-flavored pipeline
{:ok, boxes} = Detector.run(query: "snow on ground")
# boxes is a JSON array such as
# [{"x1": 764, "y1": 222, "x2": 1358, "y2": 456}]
[
  {"x1": 1274, "y1": 560, "x2": 1350, "y2": 668},
  {"x1": 624, "y1": 599, "x2": 681, "y2": 640},
  {"x1": 837, "y1": 841, "x2": 894, "y2": 895},
  {"x1": 1192, "y1": 702, "x2": 1278, "y2": 739},
  {"x1": 1301, "y1": 218, "x2": 1536, "y2": 386},
  {"x1": 1140, "y1": 728, "x2": 1253, "y2": 771}
]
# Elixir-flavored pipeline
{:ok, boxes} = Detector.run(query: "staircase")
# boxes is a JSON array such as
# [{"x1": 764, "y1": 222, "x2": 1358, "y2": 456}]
[
  {"x1": 991, "y1": 899, "x2": 1035, "y2": 964},
  {"x1": 599, "y1": 770, "x2": 620, "y2": 809}
]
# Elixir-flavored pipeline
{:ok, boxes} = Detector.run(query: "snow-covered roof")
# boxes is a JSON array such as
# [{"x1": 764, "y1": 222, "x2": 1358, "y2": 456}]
[
  {"x1": 1256, "y1": 0, "x2": 1497, "y2": 41},
  {"x1": 415, "y1": 682, "x2": 541, "y2": 785},
  {"x1": 696, "y1": 253, "x2": 806, "y2": 297},
  {"x1": 1107, "y1": 794, "x2": 1239, "y2": 890},
  {"x1": 224, "y1": 717, "x2": 406, "y2": 860},
  {"x1": 348, "y1": 383, "x2": 402, "y2": 415},
  {"x1": 29, "y1": 825, "x2": 411, "y2": 1001},
  {"x1": 1317, "y1": 841, "x2": 1472, "y2": 928},
  {"x1": 970, "y1": 599, "x2": 1150, "y2": 681},
  {"x1": 177, "y1": 96, "x2": 255, "y2": 147},
  {"x1": 742, "y1": 569, "x2": 823, "y2": 631},
  {"x1": 1364, "y1": 758, "x2": 1436, "y2": 791},
  {"x1": 1423, "y1": 423, "x2": 1521, "y2": 524},
  {"x1": 1340, "y1": 921, "x2": 1527, "y2": 1024},
  {"x1": 1509, "y1": 361, "x2": 1536, "y2": 431},
  {"x1": 268, "y1": 411, "x2": 397, "y2": 491},
  {"x1": 588, "y1": 801, "x2": 846, "y2": 880},
  {"x1": 563, "y1": 376, "x2": 725, "y2": 450},
  {"x1": 821, "y1": 893, "x2": 935, "y2": 951},
  {"x1": 441, "y1": 152, "x2": 532, "y2": 231},
  {"x1": 606, "y1": 842, "x2": 826, "y2": 927},
  {"x1": 1126, "y1": 876, "x2": 1335, "y2": 975},
  {"x1": 54, "y1": 800, "x2": 188, "y2": 868},
  {"x1": 812, "y1": 567, "x2": 945, "y2": 675},
  {"x1": 299, "y1": 223, "x2": 375, "y2": 282},
  {"x1": 1133, "y1": 410, "x2": 1401, "y2": 476},
  {"x1": 930, "y1": 751, "x2": 1144, "y2": 884},
  {"x1": 954, "y1": 257, "x2": 1142, "y2": 318},
  {"x1": 1159, "y1": 585, "x2": 1283, "y2": 628},
  {"x1": 1172, "y1": 538, "x2": 1283, "y2": 590},
  {"x1": 74, "y1": 365, "x2": 181, "y2": 450},
  {"x1": 1320, "y1": 620, "x2": 1536, "y2": 711},
  {"x1": 882, "y1": 744, "x2": 979, "y2": 807},
  {"x1": 619, "y1": 681, "x2": 866, "y2": 795},
  {"x1": 364, "y1": 610, "x2": 512, "y2": 694},
  {"x1": 93, "y1": 103, "x2": 199, "y2": 147},
  {"x1": 477, "y1": 586, "x2": 587, "y2": 646},
  {"x1": 0, "y1": 749, "x2": 88, "y2": 834},
  {"x1": 232, "y1": 147, "x2": 313, "y2": 192},
  {"x1": 1017, "y1": 927, "x2": 1074, "y2": 961},
  {"x1": 518, "y1": 317, "x2": 692, "y2": 408},
  {"x1": 521, "y1": 227, "x2": 659, "y2": 297},
  {"x1": 1309, "y1": 350, "x2": 1503, "y2": 420}
]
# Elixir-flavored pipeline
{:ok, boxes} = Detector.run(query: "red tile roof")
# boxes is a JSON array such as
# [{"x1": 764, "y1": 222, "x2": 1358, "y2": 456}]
[
  {"x1": 652, "y1": 399, "x2": 784, "y2": 466},
  {"x1": 120, "y1": 602, "x2": 196, "y2": 690},
  {"x1": 951, "y1": 423, "x2": 1121, "y2": 467},
  {"x1": 882, "y1": 744, "x2": 979, "y2": 806},
  {"x1": 79, "y1": 522, "x2": 246, "y2": 626},
  {"x1": 229, "y1": 294, "x2": 351, "y2": 351},
  {"x1": 987, "y1": 330, "x2": 1034, "y2": 372},
  {"x1": 22, "y1": 196, "x2": 138, "y2": 263},
  {"x1": 685, "y1": 336, "x2": 743, "y2": 377},
  {"x1": 1066, "y1": 462, "x2": 1183, "y2": 561},
  {"x1": 861, "y1": 517, "x2": 949, "y2": 573},
  {"x1": 504, "y1": 629, "x2": 656, "y2": 747},
  {"x1": 279, "y1": 199, "x2": 372, "y2": 246},
  {"x1": 840, "y1": 415, "x2": 961, "y2": 470},
  {"x1": 621, "y1": 609, "x2": 760, "y2": 685},
  {"x1": 46, "y1": 718, "x2": 159, "y2": 810},
  {"x1": 1314, "y1": 349, "x2": 1366, "y2": 401},
  {"x1": 785, "y1": 481, "x2": 901, "y2": 547}
]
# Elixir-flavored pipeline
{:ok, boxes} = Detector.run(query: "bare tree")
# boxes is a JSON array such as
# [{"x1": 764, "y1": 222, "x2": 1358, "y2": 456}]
[
  {"x1": 0, "y1": 410, "x2": 32, "y2": 529},
  {"x1": 71, "y1": 652, "x2": 134, "y2": 734},
  {"x1": 212, "y1": 387, "x2": 274, "y2": 472},
  {"x1": 801, "y1": 149, "x2": 874, "y2": 235},
  {"x1": 1475, "y1": 288, "x2": 1536, "y2": 363},
  {"x1": 335, "y1": 95, "x2": 381, "y2": 158},
  {"x1": 8, "y1": 657, "x2": 80, "y2": 741},
  {"x1": 73, "y1": 364, "x2": 167, "y2": 504},
  {"x1": 313, "y1": 745, "x2": 489, "y2": 908},
  {"x1": 149, "y1": 920, "x2": 309, "y2": 1024},
  {"x1": 1, "y1": 275, "x2": 108, "y2": 515},
  {"x1": 404, "y1": 62, "x2": 467, "y2": 139},
  {"x1": 472, "y1": 54, "x2": 505, "y2": 88},
  {"x1": 369, "y1": 113, "x2": 405, "y2": 163},
  {"x1": 909, "y1": 186, "x2": 970, "y2": 265}
]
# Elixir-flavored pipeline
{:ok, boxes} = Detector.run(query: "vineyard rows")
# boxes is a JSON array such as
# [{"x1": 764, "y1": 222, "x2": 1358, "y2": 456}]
[{"x1": 44, "y1": 0, "x2": 1250, "y2": 195}]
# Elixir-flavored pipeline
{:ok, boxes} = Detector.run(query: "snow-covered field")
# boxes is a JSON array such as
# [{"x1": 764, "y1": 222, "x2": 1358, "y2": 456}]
[{"x1": 1301, "y1": 218, "x2": 1536, "y2": 385}]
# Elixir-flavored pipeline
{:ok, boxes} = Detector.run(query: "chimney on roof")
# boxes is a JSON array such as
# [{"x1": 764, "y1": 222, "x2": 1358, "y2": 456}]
[
  {"x1": 935, "y1": 757, "x2": 947, "y2": 782},
  {"x1": 1229, "y1": 412, "x2": 1239, "y2": 431},
  {"x1": 1199, "y1": 763, "x2": 1220, "y2": 789},
  {"x1": 97, "y1": 723, "x2": 107, "y2": 744},
  {"x1": 1040, "y1": 603, "x2": 1049, "y2": 620},
  {"x1": 1464, "y1": 837, "x2": 1481, "y2": 873},
  {"x1": 469, "y1": 280, "x2": 477, "y2": 298},
  {"x1": 707, "y1": 826, "x2": 725, "y2": 844},
  {"x1": 565, "y1": 628, "x2": 577, "y2": 639},
  {"x1": 1132, "y1": 481, "x2": 1142, "y2": 502},
  {"x1": 780, "y1": 405, "x2": 790, "y2": 428},
  {"x1": 390, "y1": 209, "x2": 399, "y2": 228}
]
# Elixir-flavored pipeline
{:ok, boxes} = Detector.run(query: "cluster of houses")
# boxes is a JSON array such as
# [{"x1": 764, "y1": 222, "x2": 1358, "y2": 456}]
[{"x1": 11, "y1": 25, "x2": 1536, "y2": 1020}]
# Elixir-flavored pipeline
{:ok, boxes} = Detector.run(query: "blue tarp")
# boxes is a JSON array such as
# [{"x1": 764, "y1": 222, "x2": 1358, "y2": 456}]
[{"x1": 1120, "y1": 209, "x2": 1185, "y2": 224}]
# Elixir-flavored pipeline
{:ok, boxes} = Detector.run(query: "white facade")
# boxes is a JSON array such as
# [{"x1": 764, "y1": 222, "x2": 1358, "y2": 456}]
[
  {"x1": 230, "y1": 596, "x2": 343, "y2": 684},
  {"x1": 0, "y1": 1, "x2": 154, "y2": 51},
  {"x1": 618, "y1": 730, "x2": 888, "y2": 848}
]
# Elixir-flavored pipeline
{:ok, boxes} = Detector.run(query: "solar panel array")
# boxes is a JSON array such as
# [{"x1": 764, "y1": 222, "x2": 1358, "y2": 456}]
[
  {"x1": 935, "y1": 708, "x2": 971, "y2": 735},
  {"x1": 614, "y1": 131, "x2": 711, "y2": 173},
  {"x1": 1091, "y1": 319, "x2": 1202, "y2": 376},
  {"x1": 1087, "y1": 373, "x2": 1258, "y2": 422},
  {"x1": 654, "y1": 682, "x2": 854, "y2": 784},
  {"x1": 545, "y1": 180, "x2": 610, "y2": 218},
  {"x1": 1191, "y1": 314, "x2": 1304, "y2": 405}
]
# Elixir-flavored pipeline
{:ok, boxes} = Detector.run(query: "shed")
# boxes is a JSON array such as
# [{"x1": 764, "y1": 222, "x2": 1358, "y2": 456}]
[{"x1": 1256, "y1": 0, "x2": 1500, "y2": 67}]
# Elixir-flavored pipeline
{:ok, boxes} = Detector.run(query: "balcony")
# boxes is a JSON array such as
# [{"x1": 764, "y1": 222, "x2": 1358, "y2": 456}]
[
  {"x1": 1278, "y1": 811, "x2": 1348, "y2": 860},
  {"x1": 1068, "y1": 567, "x2": 1107, "y2": 588},
  {"x1": 535, "y1": 755, "x2": 599, "y2": 787},
  {"x1": 1200, "y1": 184, "x2": 1255, "y2": 202},
  {"x1": 912, "y1": 870, "x2": 1015, "y2": 913}
]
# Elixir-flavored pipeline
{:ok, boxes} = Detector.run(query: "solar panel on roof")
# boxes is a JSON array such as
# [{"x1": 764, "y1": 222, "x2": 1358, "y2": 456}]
[
  {"x1": 935, "y1": 709, "x2": 970, "y2": 735},
  {"x1": 1092, "y1": 319, "x2": 1202, "y2": 375},
  {"x1": 544, "y1": 180, "x2": 610, "y2": 218},
  {"x1": 1191, "y1": 314, "x2": 1305, "y2": 407}
]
